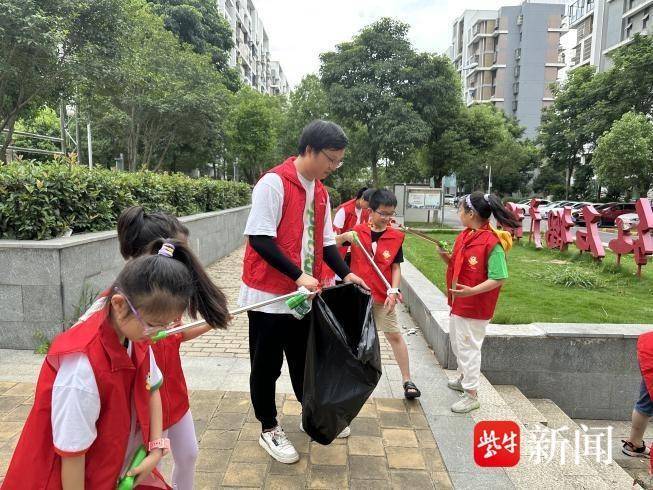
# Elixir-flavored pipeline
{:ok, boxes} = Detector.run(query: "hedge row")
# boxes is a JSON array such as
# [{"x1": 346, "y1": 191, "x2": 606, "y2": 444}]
[{"x1": 0, "y1": 162, "x2": 252, "y2": 240}]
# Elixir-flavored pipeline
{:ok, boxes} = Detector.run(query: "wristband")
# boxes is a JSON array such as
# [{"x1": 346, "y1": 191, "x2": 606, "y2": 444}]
[
  {"x1": 148, "y1": 438, "x2": 170, "y2": 452},
  {"x1": 387, "y1": 288, "x2": 400, "y2": 296}
]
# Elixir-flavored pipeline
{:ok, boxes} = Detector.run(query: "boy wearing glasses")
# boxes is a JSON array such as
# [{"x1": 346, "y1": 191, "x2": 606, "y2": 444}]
[{"x1": 337, "y1": 189, "x2": 421, "y2": 399}]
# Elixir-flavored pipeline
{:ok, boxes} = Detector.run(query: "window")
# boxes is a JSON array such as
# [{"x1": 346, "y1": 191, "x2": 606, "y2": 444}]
[
  {"x1": 513, "y1": 82, "x2": 519, "y2": 94},
  {"x1": 519, "y1": 31, "x2": 523, "y2": 41},
  {"x1": 644, "y1": 11, "x2": 649, "y2": 29},
  {"x1": 515, "y1": 48, "x2": 521, "y2": 60},
  {"x1": 514, "y1": 65, "x2": 520, "y2": 77},
  {"x1": 512, "y1": 100, "x2": 518, "y2": 112},
  {"x1": 626, "y1": 22, "x2": 633, "y2": 38}
]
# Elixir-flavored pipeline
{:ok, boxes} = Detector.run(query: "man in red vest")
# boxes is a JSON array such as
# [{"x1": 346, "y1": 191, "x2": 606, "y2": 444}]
[
  {"x1": 239, "y1": 120, "x2": 368, "y2": 464},
  {"x1": 333, "y1": 187, "x2": 372, "y2": 258}
]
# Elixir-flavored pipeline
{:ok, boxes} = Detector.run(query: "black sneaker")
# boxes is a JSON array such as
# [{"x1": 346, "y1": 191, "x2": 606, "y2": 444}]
[{"x1": 622, "y1": 439, "x2": 650, "y2": 458}]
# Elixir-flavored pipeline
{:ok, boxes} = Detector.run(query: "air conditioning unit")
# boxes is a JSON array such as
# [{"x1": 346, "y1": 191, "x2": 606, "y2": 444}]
[
  {"x1": 513, "y1": 82, "x2": 519, "y2": 95},
  {"x1": 512, "y1": 100, "x2": 518, "y2": 112},
  {"x1": 517, "y1": 14, "x2": 523, "y2": 26},
  {"x1": 515, "y1": 48, "x2": 521, "y2": 60}
]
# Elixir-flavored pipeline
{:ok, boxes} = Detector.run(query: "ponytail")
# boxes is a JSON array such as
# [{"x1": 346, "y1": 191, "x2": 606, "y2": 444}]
[
  {"x1": 462, "y1": 191, "x2": 520, "y2": 229},
  {"x1": 112, "y1": 238, "x2": 229, "y2": 329},
  {"x1": 146, "y1": 238, "x2": 229, "y2": 329},
  {"x1": 117, "y1": 206, "x2": 190, "y2": 260}
]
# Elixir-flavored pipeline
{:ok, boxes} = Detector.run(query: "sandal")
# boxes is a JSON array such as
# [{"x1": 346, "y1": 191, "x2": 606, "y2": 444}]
[{"x1": 404, "y1": 380, "x2": 421, "y2": 399}]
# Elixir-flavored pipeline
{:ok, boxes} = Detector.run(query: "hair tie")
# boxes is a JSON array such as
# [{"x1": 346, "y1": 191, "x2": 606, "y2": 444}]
[
  {"x1": 465, "y1": 194, "x2": 477, "y2": 213},
  {"x1": 158, "y1": 242, "x2": 175, "y2": 258},
  {"x1": 484, "y1": 194, "x2": 491, "y2": 203}
]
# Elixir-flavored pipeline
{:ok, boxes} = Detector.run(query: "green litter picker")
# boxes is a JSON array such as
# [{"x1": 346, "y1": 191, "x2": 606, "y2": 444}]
[{"x1": 149, "y1": 288, "x2": 312, "y2": 343}]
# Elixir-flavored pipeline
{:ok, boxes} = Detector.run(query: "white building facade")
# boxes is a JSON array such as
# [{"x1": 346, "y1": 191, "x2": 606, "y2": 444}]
[{"x1": 216, "y1": 0, "x2": 290, "y2": 94}]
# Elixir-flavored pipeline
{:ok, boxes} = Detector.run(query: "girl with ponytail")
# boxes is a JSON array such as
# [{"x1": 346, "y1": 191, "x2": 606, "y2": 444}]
[
  {"x1": 116, "y1": 207, "x2": 228, "y2": 490},
  {"x1": 435, "y1": 191, "x2": 515, "y2": 414},
  {"x1": 4, "y1": 237, "x2": 230, "y2": 489}
]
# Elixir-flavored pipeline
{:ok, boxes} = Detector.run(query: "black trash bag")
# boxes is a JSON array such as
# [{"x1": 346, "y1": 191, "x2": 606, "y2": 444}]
[{"x1": 302, "y1": 283, "x2": 382, "y2": 445}]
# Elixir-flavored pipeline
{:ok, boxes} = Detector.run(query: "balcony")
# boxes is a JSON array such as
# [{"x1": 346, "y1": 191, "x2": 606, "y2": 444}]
[{"x1": 569, "y1": 0, "x2": 594, "y2": 27}]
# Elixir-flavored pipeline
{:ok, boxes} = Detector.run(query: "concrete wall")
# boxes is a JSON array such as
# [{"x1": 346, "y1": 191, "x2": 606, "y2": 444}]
[
  {"x1": 401, "y1": 260, "x2": 649, "y2": 420},
  {"x1": 0, "y1": 206, "x2": 250, "y2": 350}
]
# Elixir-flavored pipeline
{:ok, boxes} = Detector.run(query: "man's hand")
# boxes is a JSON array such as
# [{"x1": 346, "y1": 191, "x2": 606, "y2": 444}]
[
  {"x1": 448, "y1": 284, "x2": 476, "y2": 298},
  {"x1": 384, "y1": 294, "x2": 397, "y2": 313},
  {"x1": 295, "y1": 272, "x2": 319, "y2": 291},
  {"x1": 129, "y1": 450, "x2": 164, "y2": 485},
  {"x1": 343, "y1": 273, "x2": 370, "y2": 291}
]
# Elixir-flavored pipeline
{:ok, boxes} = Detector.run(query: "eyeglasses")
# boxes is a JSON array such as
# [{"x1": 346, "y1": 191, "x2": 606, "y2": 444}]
[
  {"x1": 373, "y1": 210, "x2": 396, "y2": 218},
  {"x1": 321, "y1": 150, "x2": 344, "y2": 169},
  {"x1": 114, "y1": 287, "x2": 179, "y2": 336}
]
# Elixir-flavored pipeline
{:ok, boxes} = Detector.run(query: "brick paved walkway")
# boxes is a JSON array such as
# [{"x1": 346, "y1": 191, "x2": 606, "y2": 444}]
[
  {"x1": 181, "y1": 247, "x2": 397, "y2": 365},
  {"x1": 0, "y1": 383, "x2": 451, "y2": 489}
]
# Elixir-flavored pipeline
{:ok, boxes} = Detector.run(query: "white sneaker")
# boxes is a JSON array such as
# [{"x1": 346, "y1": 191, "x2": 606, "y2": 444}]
[
  {"x1": 447, "y1": 377, "x2": 464, "y2": 392},
  {"x1": 451, "y1": 393, "x2": 480, "y2": 413},
  {"x1": 299, "y1": 419, "x2": 351, "y2": 438},
  {"x1": 259, "y1": 426, "x2": 299, "y2": 464}
]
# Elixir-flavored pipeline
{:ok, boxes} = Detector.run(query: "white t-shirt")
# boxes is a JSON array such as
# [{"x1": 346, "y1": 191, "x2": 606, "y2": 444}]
[
  {"x1": 51, "y1": 344, "x2": 163, "y2": 456},
  {"x1": 333, "y1": 205, "x2": 362, "y2": 230},
  {"x1": 239, "y1": 172, "x2": 336, "y2": 314}
]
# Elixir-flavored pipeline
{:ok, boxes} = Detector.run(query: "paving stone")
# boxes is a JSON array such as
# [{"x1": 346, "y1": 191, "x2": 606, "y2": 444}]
[
  {"x1": 0, "y1": 382, "x2": 16, "y2": 395},
  {"x1": 310, "y1": 442, "x2": 347, "y2": 465},
  {"x1": 2, "y1": 383, "x2": 34, "y2": 396},
  {"x1": 219, "y1": 397, "x2": 251, "y2": 413},
  {"x1": 0, "y1": 421, "x2": 23, "y2": 442},
  {"x1": 379, "y1": 411, "x2": 412, "y2": 429},
  {"x1": 382, "y1": 428, "x2": 419, "y2": 448},
  {"x1": 193, "y1": 472, "x2": 223, "y2": 489},
  {"x1": 308, "y1": 465, "x2": 348, "y2": 489},
  {"x1": 264, "y1": 474, "x2": 306, "y2": 490},
  {"x1": 350, "y1": 417, "x2": 381, "y2": 437},
  {"x1": 375, "y1": 398, "x2": 407, "y2": 413},
  {"x1": 238, "y1": 422, "x2": 261, "y2": 441},
  {"x1": 348, "y1": 436, "x2": 385, "y2": 456},
  {"x1": 422, "y1": 447, "x2": 447, "y2": 473},
  {"x1": 207, "y1": 412, "x2": 247, "y2": 431},
  {"x1": 349, "y1": 455, "x2": 390, "y2": 480},
  {"x1": 282, "y1": 400, "x2": 302, "y2": 416},
  {"x1": 390, "y1": 469, "x2": 434, "y2": 489},
  {"x1": 385, "y1": 447, "x2": 426, "y2": 470},
  {"x1": 195, "y1": 448, "x2": 231, "y2": 473},
  {"x1": 286, "y1": 431, "x2": 310, "y2": 454},
  {"x1": 349, "y1": 480, "x2": 392, "y2": 490},
  {"x1": 415, "y1": 429, "x2": 437, "y2": 448},
  {"x1": 279, "y1": 414, "x2": 302, "y2": 433},
  {"x1": 230, "y1": 440, "x2": 270, "y2": 463},
  {"x1": 356, "y1": 403, "x2": 378, "y2": 418},
  {"x1": 0, "y1": 396, "x2": 27, "y2": 415},
  {"x1": 409, "y1": 412, "x2": 430, "y2": 429},
  {"x1": 268, "y1": 455, "x2": 308, "y2": 476},
  {"x1": 2, "y1": 404, "x2": 32, "y2": 422},
  {"x1": 199, "y1": 430, "x2": 239, "y2": 450},
  {"x1": 222, "y1": 462, "x2": 268, "y2": 487},
  {"x1": 430, "y1": 471, "x2": 454, "y2": 490}
]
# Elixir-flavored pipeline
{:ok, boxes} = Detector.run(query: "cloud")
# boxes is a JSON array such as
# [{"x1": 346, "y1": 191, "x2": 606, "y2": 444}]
[{"x1": 251, "y1": 0, "x2": 523, "y2": 87}]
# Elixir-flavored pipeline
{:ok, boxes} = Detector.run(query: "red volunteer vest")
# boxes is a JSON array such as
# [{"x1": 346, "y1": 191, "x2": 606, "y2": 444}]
[
  {"x1": 349, "y1": 224, "x2": 404, "y2": 303},
  {"x1": 637, "y1": 331, "x2": 653, "y2": 473},
  {"x1": 242, "y1": 157, "x2": 327, "y2": 294},
  {"x1": 335, "y1": 199, "x2": 371, "y2": 256},
  {"x1": 3, "y1": 299, "x2": 157, "y2": 490},
  {"x1": 151, "y1": 334, "x2": 188, "y2": 431},
  {"x1": 446, "y1": 227, "x2": 502, "y2": 320}
]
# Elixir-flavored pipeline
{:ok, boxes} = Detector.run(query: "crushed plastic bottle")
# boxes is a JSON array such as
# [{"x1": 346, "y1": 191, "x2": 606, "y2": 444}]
[{"x1": 286, "y1": 286, "x2": 312, "y2": 320}]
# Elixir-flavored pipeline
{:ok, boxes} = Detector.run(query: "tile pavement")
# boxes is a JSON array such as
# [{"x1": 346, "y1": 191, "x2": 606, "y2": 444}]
[
  {"x1": 0, "y1": 385, "x2": 452, "y2": 489},
  {"x1": 180, "y1": 247, "x2": 397, "y2": 365}
]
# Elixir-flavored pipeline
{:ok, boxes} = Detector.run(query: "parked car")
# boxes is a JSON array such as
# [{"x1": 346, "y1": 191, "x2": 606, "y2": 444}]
[
  {"x1": 597, "y1": 202, "x2": 637, "y2": 226},
  {"x1": 514, "y1": 198, "x2": 549, "y2": 216},
  {"x1": 539, "y1": 200, "x2": 575, "y2": 218},
  {"x1": 571, "y1": 203, "x2": 611, "y2": 225},
  {"x1": 444, "y1": 194, "x2": 455, "y2": 205},
  {"x1": 617, "y1": 213, "x2": 639, "y2": 229}
]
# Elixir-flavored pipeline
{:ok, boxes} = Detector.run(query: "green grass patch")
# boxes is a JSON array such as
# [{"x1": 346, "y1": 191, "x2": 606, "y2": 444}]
[{"x1": 404, "y1": 231, "x2": 653, "y2": 324}]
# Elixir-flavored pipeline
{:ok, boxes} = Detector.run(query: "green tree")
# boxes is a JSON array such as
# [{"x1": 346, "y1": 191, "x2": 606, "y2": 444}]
[
  {"x1": 12, "y1": 106, "x2": 60, "y2": 160},
  {"x1": 0, "y1": 0, "x2": 128, "y2": 161},
  {"x1": 227, "y1": 87, "x2": 284, "y2": 183},
  {"x1": 532, "y1": 164, "x2": 565, "y2": 197},
  {"x1": 320, "y1": 18, "x2": 430, "y2": 184},
  {"x1": 592, "y1": 111, "x2": 653, "y2": 198},
  {"x1": 147, "y1": 0, "x2": 241, "y2": 91}
]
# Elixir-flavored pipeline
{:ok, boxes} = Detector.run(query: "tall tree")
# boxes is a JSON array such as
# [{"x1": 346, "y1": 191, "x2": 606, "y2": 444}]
[
  {"x1": 592, "y1": 111, "x2": 653, "y2": 198},
  {"x1": 320, "y1": 18, "x2": 430, "y2": 184},
  {"x1": 0, "y1": 0, "x2": 128, "y2": 161},
  {"x1": 147, "y1": 0, "x2": 241, "y2": 91}
]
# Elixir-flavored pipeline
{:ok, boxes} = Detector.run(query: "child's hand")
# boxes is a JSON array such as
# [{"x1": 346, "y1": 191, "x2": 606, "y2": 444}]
[
  {"x1": 344, "y1": 231, "x2": 355, "y2": 243},
  {"x1": 448, "y1": 284, "x2": 475, "y2": 298},
  {"x1": 384, "y1": 294, "x2": 397, "y2": 313},
  {"x1": 129, "y1": 450, "x2": 164, "y2": 485}
]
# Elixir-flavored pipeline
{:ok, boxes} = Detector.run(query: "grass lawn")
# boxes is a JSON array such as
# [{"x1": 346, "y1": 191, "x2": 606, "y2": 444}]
[{"x1": 404, "y1": 231, "x2": 653, "y2": 324}]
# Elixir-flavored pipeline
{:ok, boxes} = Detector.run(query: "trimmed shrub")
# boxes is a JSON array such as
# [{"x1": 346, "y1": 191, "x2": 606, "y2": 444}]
[{"x1": 0, "y1": 161, "x2": 251, "y2": 240}]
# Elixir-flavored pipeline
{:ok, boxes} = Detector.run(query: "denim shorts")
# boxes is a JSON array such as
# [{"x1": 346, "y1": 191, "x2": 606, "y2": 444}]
[{"x1": 635, "y1": 378, "x2": 653, "y2": 416}]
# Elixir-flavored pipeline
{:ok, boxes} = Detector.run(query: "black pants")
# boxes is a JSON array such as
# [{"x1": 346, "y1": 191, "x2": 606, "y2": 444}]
[{"x1": 248, "y1": 311, "x2": 310, "y2": 430}]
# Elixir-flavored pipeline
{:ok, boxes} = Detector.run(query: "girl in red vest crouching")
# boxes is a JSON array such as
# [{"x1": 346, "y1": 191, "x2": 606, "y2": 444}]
[
  {"x1": 3, "y1": 238, "x2": 227, "y2": 490},
  {"x1": 117, "y1": 207, "x2": 229, "y2": 490},
  {"x1": 436, "y1": 192, "x2": 518, "y2": 414}
]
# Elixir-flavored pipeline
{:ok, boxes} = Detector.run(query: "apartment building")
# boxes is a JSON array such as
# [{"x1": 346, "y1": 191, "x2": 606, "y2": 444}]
[
  {"x1": 216, "y1": 0, "x2": 290, "y2": 94},
  {"x1": 448, "y1": 1, "x2": 566, "y2": 139},
  {"x1": 568, "y1": 0, "x2": 652, "y2": 72}
]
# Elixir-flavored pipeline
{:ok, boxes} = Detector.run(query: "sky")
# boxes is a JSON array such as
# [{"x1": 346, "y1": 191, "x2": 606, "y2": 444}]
[{"x1": 252, "y1": 0, "x2": 526, "y2": 87}]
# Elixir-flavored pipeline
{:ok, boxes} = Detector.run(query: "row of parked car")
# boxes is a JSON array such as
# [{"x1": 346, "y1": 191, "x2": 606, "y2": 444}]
[{"x1": 513, "y1": 199, "x2": 645, "y2": 227}]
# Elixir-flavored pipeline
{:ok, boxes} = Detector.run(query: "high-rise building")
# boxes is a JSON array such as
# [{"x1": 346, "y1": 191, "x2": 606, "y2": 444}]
[
  {"x1": 216, "y1": 0, "x2": 290, "y2": 95},
  {"x1": 567, "y1": 0, "x2": 652, "y2": 72},
  {"x1": 448, "y1": 1, "x2": 567, "y2": 139}
]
